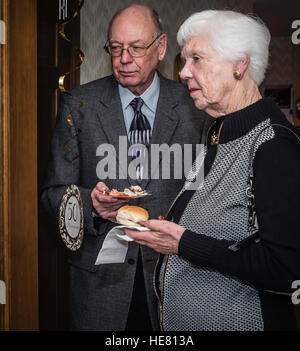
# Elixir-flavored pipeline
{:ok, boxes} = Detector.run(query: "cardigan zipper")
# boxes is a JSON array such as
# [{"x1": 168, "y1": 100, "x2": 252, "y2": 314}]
[
  {"x1": 159, "y1": 254, "x2": 169, "y2": 328},
  {"x1": 153, "y1": 188, "x2": 187, "y2": 331}
]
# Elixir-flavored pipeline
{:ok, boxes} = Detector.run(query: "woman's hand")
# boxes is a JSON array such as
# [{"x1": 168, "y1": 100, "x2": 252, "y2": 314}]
[{"x1": 124, "y1": 220, "x2": 186, "y2": 255}]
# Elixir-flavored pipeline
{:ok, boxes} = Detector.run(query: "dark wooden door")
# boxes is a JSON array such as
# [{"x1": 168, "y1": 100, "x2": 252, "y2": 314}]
[{"x1": 37, "y1": 0, "x2": 80, "y2": 330}]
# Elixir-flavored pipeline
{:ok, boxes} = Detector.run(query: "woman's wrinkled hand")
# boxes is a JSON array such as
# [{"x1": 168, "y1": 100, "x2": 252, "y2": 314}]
[{"x1": 124, "y1": 219, "x2": 186, "y2": 255}]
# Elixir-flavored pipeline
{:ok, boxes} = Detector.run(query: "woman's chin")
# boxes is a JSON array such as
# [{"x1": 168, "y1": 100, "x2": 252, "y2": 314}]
[{"x1": 193, "y1": 99, "x2": 208, "y2": 112}]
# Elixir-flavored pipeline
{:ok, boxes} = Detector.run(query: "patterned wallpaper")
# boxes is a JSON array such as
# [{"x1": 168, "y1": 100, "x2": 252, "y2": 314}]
[
  {"x1": 264, "y1": 37, "x2": 293, "y2": 87},
  {"x1": 80, "y1": 0, "x2": 254, "y2": 84}
]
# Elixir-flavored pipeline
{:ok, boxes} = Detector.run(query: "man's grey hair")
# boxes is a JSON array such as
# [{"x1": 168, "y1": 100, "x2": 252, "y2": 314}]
[{"x1": 177, "y1": 10, "x2": 271, "y2": 86}]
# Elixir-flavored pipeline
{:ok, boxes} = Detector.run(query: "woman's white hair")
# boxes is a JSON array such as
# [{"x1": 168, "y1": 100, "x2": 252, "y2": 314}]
[{"x1": 177, "y1": 10, "x2": 271, "y2": 86}]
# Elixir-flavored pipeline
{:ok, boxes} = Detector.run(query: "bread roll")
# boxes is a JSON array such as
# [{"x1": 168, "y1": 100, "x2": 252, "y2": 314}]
[{"x1": 116, "y1": 206, "x2": 149, "y2": 226}]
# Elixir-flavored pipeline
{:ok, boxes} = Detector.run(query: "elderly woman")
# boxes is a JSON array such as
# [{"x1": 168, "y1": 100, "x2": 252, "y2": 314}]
[{"x1": 125, "y1": 10, "x2": 300, "y2": 331}]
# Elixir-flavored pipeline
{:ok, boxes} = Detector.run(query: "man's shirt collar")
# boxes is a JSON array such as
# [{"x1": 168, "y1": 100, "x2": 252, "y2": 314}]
[{"x1": 118, "y1": 72, "x2": 160, "y2": 113}]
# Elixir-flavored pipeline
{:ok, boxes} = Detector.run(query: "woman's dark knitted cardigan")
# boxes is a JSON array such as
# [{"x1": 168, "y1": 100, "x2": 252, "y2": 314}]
[{"x1": 158, "y1": 98, "x2": 300, "y2": 331}]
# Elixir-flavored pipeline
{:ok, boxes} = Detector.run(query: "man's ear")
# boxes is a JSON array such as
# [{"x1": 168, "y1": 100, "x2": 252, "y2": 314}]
[
  {"x1": 158, "y1": 34, "x2": 167, "y2": 61},
  {"x1": 235, "y1": 53, "x2": 250, "y2": 79}
]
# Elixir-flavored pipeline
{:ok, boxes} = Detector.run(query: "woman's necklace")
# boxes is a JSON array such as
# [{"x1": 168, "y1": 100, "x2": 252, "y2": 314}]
[{"x1": 210, "y1": 121, "x2": 224, "y2": 146}]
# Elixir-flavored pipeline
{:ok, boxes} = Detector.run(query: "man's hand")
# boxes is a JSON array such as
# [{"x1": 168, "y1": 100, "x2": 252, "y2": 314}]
[
  {"x1": 124, "y1": 220, "x2": 186, "y2": 255},
  {"x1": 91, "y1": 182, "x2": 129, "y2": 221}
]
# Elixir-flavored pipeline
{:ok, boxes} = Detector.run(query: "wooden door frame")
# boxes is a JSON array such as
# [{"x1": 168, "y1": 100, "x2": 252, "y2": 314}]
[
  {"x1": 0, "y1": 0, "x2": 10, "y2": 331},
  {"x1": 0, "y1": 0, "x2": 38, "y2": 331}
]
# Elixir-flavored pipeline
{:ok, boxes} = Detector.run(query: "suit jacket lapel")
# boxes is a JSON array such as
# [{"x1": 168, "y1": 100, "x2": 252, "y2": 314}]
[
  {"x1": 95, "y1": 76, "x2": 132, "y2": 186},
  {"x1": 141, "y1": 75, "x2": 180, "y2": 190},
  {"x1": 97, "y1": 76, "x2": 126, "y2": 144}
]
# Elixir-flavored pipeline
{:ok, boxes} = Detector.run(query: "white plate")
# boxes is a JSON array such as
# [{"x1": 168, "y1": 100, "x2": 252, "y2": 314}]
[
  {"x1": 115, "y1": 225, "x2": 150, "y2": 242},
  {"x1": 110, "y1": 193, "x2": 151, "y2": 199}
]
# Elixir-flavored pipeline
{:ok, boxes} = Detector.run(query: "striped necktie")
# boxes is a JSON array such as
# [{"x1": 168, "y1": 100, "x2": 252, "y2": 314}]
[{"x1": 128, "y1": 97, "x2": 151, "y2": 180}]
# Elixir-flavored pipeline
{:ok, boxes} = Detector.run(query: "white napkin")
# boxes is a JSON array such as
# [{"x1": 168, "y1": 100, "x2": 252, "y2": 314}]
[{"x1": 94, "y1": 225, "x2": 150, "y2": 265}]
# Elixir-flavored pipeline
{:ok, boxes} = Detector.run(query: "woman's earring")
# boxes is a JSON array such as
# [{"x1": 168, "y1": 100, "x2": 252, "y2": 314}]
[{"x1": 233, "y1": 71, "x2": 241, "y2": 80}]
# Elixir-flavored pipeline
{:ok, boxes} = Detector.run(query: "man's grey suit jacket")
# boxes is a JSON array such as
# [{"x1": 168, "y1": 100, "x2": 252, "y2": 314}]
[{"x1": 41, "y1": 73, "x2": 208, "y2": 331}]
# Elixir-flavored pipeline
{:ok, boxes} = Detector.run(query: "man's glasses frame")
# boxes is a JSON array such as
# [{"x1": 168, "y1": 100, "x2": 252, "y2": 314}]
[{"x1": 104, "y1": 33, "x2": 163, "y2": 57}]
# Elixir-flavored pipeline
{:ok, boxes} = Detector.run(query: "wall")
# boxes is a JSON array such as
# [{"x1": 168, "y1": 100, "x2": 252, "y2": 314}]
[
  {"x1": 262, "y1": 36, "x2": 293, "y2": 124},
  {"x1": 264, "y1": 37, "x2": 293, "y2": 87},
  {"x1": 80, "y1": 0, "x2": 253, "y2": 84}
]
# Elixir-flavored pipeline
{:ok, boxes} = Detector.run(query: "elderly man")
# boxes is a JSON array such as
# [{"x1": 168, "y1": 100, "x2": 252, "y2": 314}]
[{"x1": 41, "y1": 4, "x2": 207, "y2": 331}]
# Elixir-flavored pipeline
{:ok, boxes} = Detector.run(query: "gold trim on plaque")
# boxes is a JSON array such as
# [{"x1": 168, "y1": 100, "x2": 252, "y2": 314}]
[{"x1": 59, "y1": 185, "x2": 84, "y2": 251}]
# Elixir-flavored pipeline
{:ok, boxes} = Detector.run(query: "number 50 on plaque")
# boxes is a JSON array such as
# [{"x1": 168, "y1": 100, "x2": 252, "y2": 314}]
[{"x1": 59, "y1": 185, "x2": 83, "y2": 251}]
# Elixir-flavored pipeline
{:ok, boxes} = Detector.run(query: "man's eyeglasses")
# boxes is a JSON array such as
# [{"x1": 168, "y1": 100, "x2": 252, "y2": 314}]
[{"x1": 104, "y1": 33, "x2": 163, "y2": 57}]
